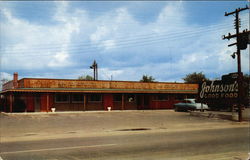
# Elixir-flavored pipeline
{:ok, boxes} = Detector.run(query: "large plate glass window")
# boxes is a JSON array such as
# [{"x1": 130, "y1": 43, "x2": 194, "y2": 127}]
[
  {"x1": 72, "y1": 94, "x2": 84, "y2": 103},
  {"x1": 55, "y1": 94, "x2": 70, "y2": 103},
  {"x1": 114, "y1": 94, "x2": 122, "y2": 102},
  {"x1": 175, "y1": 94, "x2": 184, "y2": 101},
  {"x1": 152, "y1": 94, "x2": 169, "y2": 101},
  {"x1": 89, "y1": 94, "x2": 102, "y2": 102},
  {"x1": 127, "y1": 94, "x2": 135, "y2": 102}
]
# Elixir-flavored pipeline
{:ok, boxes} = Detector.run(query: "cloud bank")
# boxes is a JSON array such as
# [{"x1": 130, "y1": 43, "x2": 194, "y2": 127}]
[{"x1": 0, "y1": 1, "x2": 249, "y2": 82}]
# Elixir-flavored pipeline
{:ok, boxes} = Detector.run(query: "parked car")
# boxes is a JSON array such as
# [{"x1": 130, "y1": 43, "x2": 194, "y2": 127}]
[{"x1": 174, "y1": 99, "x2": 209, "y2": 112}]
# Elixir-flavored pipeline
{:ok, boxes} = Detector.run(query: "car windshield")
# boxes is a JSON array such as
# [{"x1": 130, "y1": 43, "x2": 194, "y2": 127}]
[{"x1": 185, "y1": 99, "x2": 196, "y2": 103}]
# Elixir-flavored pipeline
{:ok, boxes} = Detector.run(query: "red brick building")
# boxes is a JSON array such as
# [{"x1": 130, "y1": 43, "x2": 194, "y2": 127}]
[{"x1": 0, "y1": 73, "x2": 198, "y2": 112}]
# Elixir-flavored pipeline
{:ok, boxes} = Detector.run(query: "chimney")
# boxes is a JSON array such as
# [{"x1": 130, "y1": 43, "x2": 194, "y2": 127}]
[{"x1": 13, "y1": 72, "x2": 18, "y2": 88}]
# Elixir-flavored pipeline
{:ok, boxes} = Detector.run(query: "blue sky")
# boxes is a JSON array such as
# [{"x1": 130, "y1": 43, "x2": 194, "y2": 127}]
[{"x1": 0, "y1": 1, "x2": 249, "y2": 84}]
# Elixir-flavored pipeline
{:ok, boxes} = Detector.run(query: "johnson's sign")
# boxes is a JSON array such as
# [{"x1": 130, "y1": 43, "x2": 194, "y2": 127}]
[{"x1": 199, "y1": 80, "x2": 238, "y2": 99}]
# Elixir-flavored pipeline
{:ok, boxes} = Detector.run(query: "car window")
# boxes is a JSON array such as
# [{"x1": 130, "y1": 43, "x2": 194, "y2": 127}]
[
  {"x1": 186, "y1": 99, "x2": 196, "y2": 103},
  {"x1": 186, "y1": 100, "x2": 192, "y2": 103}
]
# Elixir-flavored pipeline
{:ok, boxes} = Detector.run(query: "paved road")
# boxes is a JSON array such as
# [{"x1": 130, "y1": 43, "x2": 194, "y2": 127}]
[{"x1": 1, "y1": 127, "x2": 249, "y2": 160}]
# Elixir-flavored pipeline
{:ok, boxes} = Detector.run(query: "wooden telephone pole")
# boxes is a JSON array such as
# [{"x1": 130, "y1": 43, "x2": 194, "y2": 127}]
[
  {"x1": 222, "y1": 5, "x2": 249, "y2": 122},
  {"x1": 90, "y1": 60, "x2": 98, "y2": 80}
]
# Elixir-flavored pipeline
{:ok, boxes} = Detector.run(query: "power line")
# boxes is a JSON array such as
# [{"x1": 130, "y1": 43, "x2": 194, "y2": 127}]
[
  {"x1": 0, "y1": 21, "x2": 233, "y2": 49},
  {"x1": 4, "y1": 18, "x2": 248, "y2": 48},
  {"x1": 1, "y1": 22, "x2": 243, "y2": 54},
  {"x1": 1, "y1": 26, "x2": 236, "y2": 56},
  {"x1": 2, "y1": 27, "x2": 227, "y2": 55},
  {"x1": 2, "y1": 26, "x2": 232, "y2": 57}
]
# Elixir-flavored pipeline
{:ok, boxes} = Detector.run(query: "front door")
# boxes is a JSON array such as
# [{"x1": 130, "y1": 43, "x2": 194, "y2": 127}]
[
  {"x1": 103, "y1": 94, "x2": 113, "y2": 110},
  {"x1": 34, "y1": 94, "x2": 40, "y2": 112}
]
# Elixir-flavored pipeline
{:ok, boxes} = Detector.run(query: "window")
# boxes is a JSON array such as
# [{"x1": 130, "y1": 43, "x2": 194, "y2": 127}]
[
  {"x1": 72, "y1": 94, "x2": 84, "y2": 103},
  {"x1": 185, "y1": 99, "x2": 196, "y2": 104},
  {"x1": 185, "y1": 100, "x2": 192, "y2": 103},
  {"x1": 89, "y1": 94, "x2": 102, "y2": 102},
  {"x1": 153, "y1": 94, "x2": 169, "y2": 101},
  {"x1": 127, "y1": 94, "x2": 135, "y2": 102},
  {"x1": 175, "y1": 94, "x2": 184, "y2": 101},
  {"x1": 55, "y1": 94, "x2": 69, "y2": 103},
  {"x1": 114, "y1": 94, "x2": 122, "y2": 102},
  {"x1": 186, "y1": 94, "x2": 196, "y2": 99}
]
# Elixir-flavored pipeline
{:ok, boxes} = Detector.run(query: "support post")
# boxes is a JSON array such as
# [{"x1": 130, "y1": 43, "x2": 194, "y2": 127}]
[
  {"x1": 235, "y1": 11, "x2": 243, "y2": 122},
  {"x1": 223, "y1": 6, "x2": 249, "y2": 122},
  {"x1": 122, "y1": 94, "x2": 125, "y2": 110},
  {"x1": 84, "y1": 94, "x2": 87, "y2": 111},
  {"x1": 142, "y1": 95, "x2": 145, "y2": 110},
  {"x1": 9, "y1": 94, "x2": 13, "y2": 113},
  {"x1": 46, "y1": 93, "x2": 49, "y2": 112}
]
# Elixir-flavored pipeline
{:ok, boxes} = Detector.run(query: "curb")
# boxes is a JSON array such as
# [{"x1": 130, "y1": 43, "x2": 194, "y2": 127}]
[{"x1": 0, "y1": 110, "x2": 173, "y2": 116}]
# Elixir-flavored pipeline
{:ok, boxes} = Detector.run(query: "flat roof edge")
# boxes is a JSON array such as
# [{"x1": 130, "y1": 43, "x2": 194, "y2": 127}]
[
  {"x1": 1, "y1": 88, "x2": 198, "y2": 94},
  {"x1": 20, "y1": 78, "x2": 196, "y2": 85}
]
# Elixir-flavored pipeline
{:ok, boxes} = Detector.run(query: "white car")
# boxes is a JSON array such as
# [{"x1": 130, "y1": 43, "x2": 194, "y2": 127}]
[{"x1": 174, "y1": 99, "x2": 209, "y2": 112}]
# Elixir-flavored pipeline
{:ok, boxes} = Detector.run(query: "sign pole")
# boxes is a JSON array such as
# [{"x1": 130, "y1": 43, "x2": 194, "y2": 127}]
[{"x1": 223, "y1": 6, "x2": 249, "y2": 122}]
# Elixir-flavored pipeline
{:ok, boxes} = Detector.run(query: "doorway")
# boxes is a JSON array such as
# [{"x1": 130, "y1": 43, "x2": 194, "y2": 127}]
[
  {"x1": 103, "y1": 94, "x2": 113, "y2": 110},
  {"x1": 34, "y1": 95, "x2": 40, "y2": 112},
  {"x1": 143, "y1": 95, "x2": 150, "y2": 109}
]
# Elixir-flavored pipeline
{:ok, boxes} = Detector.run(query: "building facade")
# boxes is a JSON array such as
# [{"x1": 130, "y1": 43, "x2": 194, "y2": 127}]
[{"x1": 0, "y1": 73, "x2": 198, "y2": 112}]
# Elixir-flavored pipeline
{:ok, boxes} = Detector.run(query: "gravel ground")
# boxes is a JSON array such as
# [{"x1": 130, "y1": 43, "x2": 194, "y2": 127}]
[{"x1": 0, "y1": 110, "x2": 248, "y2": 142}]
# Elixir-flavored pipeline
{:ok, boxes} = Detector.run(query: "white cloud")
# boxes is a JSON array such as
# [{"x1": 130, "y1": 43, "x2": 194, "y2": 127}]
[
  {"x1": 155, "y1": 2, "x2": 186, "y2": 32},
  {"x1": 0, "y1": 2, "x2": 249, "y2": 82},
  {"x1": 0, "y1": 72, "x2": 12, "y2": 81},
  {"x1": 0, "y1": 72, "x2": 13, "y2": 90},
  {"x1": 101, "y1": 40, "x2": 116, "y2": 50},
  {"x1": 0, "y1": 2, "x2": 83, "y2": 70},
  {"x1": 90, "y1": 25, "x2": 110, "y2": 42},
  {"x1": 99, "y1": 68, "x2": 124, "y2": 80},
  {"x1": 53, "y1": 1, "x2": 69, "y2": 23},
  {"x1": 48, "y1": 51, "x2": 70, "y2": 67}
]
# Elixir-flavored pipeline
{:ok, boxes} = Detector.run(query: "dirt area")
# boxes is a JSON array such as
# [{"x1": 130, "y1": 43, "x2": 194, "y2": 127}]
[{"x1": 0, "y1": 110, "x2": 248, "y2": 142}]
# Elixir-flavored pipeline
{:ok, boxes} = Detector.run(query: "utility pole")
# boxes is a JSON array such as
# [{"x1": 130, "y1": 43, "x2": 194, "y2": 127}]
[
  {"x1": 222, "y1": 5, "x2": 249, "y2": 122},
  {"x1": 90, "y1": 60, "x2": 98, "y2": 80}
]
